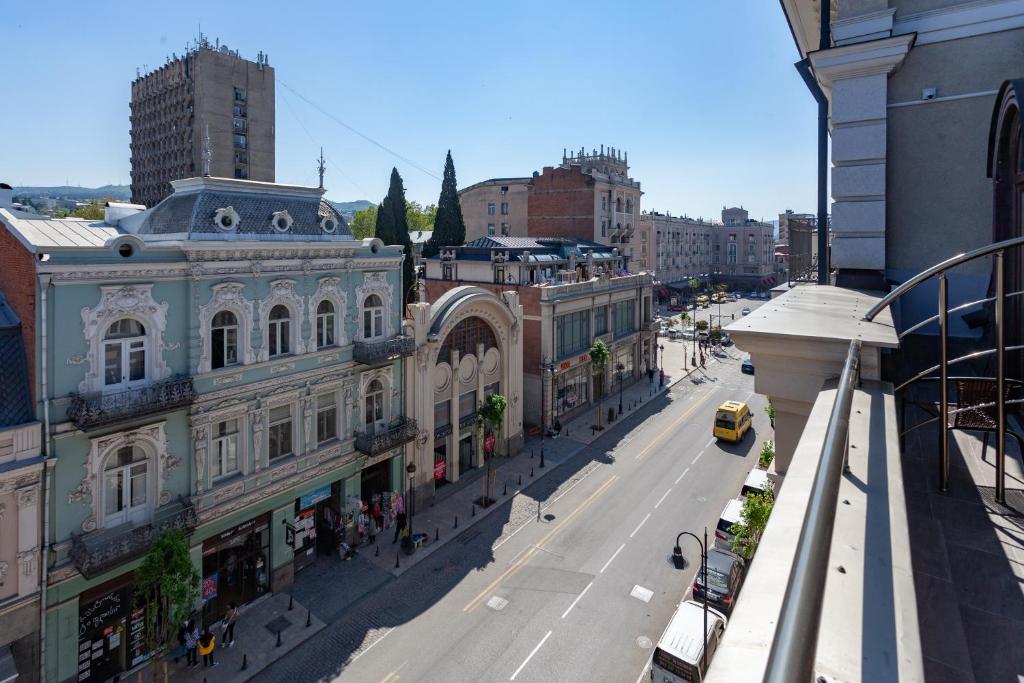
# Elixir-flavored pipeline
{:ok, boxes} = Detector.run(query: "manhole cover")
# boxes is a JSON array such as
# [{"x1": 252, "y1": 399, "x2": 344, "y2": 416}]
[
  {"x1": 637, "y1": 636, "x2": 653, "y2": 649},
  {"x1": 486, "y1": 596, "x2": 509, "y2": 611},
  {"x1": 264, "y1": 615, "x2": 292, "y2": 636},
  {"x1": 630, "y1": 585, "x2": 654, "y2": 603}
]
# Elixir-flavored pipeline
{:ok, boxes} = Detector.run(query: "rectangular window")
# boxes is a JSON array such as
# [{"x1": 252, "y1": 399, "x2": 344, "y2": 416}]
[
  {"x1": 594, "y1": 306, "x2": 608, "y2": 336},
  {"x1": 500, "y1": 223, "x2": 509, "y2": 236},
  {"x1": 233, "y1": 105, "x2": 247, "y2": 117},
  {"x1": 268, "y1": 405, "x2": 293, "y2": 460},
  {"x1": 485, "y1": 382, "x2": 500, "y2": 397},
  {"x1": 459, "y1": 390, "x2": 477, "y2": 419},
  {"x1": 601, "y1": 220, "x2": 607, "y2": 237},
  {"x1": 487, "y1": 202, "x2": 496, "y2": 216},
  {"x1": 487, "y1": 223, "x2": 495, "y2": 236},
  {"x1": 234, "y1": 87, "x2": 247, "y2": 102},
  {"x1": 317, "y1": 393, "x2": 337, "y2": 444},
  {"x1": 500, "y1": 202, "x2": 509, "y2": 215},
  {"x1": 555, "y1": 365, "x2": 589, "y2": 417},
  {"x1": 555, "y1": 310, "x2": 590, "y2": 360},
  {"x1": 233, "y1": 117, "x2": 246, "y2": 131},
  {"x1": 434, "y1": 400, "x2": 451, "y2": 428},
  {"x1": 211, "y1": 419, "x2": 239, "y2": 480},
  {"x1": 233, "y1": 133, "x2": 247, "y2": 149},
  {"x1": 612, "y1": 300, "x2": 636, "y2": 337}
]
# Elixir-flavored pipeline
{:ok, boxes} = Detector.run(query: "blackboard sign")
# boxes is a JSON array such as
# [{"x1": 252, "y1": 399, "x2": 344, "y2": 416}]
[{"x1": 128, "y1": 606, "x2": 148, "y2": 667}]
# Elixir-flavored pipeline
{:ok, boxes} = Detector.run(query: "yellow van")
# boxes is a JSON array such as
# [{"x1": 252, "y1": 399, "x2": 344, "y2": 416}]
[{"x1": 714, "y1": 401, "x2": 752, "y2": 442}]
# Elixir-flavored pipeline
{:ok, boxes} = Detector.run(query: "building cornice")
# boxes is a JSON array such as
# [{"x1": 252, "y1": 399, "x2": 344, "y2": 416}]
[
  {"x1": 808, "y1": 33, "x2": 916, "y2": 89},
  {"x1": 894, "y1": 0, "x2": 1024, "y2": 46}
]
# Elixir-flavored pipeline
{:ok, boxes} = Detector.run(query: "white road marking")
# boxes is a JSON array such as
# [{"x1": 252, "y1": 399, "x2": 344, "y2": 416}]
[
  {"x1": 349, "y1": 626, "x2": 394, "y2": 662},
  {"x1": 674, "y1": 467, "x2": 690, "y2": 485},
  {"x1": 630, "y1": 585, "x2": 654, "y2": 603},
  {"x1": 692, "y1": 450, "x2": 705, "y2": 465},
  {"x1": 510, "y1": 630, "x2": 553, "y2": 680},
  {"x1": 560, "y1": 581, "x2": 594, "y2": 619},
  {"x1": 706, "y1": 438, "x2": 716, "y2": 448},
  {"x1": 600, "y1": 543, "x2": 627, "y2": 574},
  {"x1": 654, "y1": 488, "x2": 672, "y2": 509},
  {"x1": 493, "y1": 462, "x2": 598, "y2": 551},
  {"x1": 629, "y1": 513, "x2": 651, "y2": 538}
]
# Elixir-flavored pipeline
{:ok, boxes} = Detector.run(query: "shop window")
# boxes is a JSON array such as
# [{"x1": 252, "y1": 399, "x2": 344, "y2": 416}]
[
  {"x1": 317, "y1": 393, "x2": 337, "y2": 444},
  {"x1": 459, "y1": 390, "x2": 477, "y2": 420},
  {"x1": 103, "y1": 446, "x2": 148, "y2": 527},
  {"x1": 103, "y1": 319, "x2": 146, "y2": 388},
  {"x1": 316, "y1": 300, "x2": 336, "y2": 349},
  {"x1": 211, "y1": 419, "x2": 239, "y2": 480},
  {"x1": 268, "y1": 305, "x2": 291, "y2": 357},
  {"x1": 435, "y1": 400, "x2": 451, "y2": 428},
  {"x1": 211, "y1": 310, "x2": 239, "y2": 369},
  {"x1": 555, "y1": 367, "x2": 589, "y2": 417},
  {"x1": 268, "y1": 405, "x2": 293, "y2": 460}
]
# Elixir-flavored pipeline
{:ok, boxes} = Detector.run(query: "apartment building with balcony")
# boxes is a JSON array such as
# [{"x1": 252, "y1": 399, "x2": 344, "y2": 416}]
[
  {"x1": 130, "y1": 38, "x2": 275, "y2": 207},
  {"x1": 0, "y1": 176, "x2": 413, "y2": 682},
  {"x1": 707, "y1": 2, "x2": 1024, "y2": 681},
  {"x1": 422, "y1": 236, "x2": 656, "y2": 453}
]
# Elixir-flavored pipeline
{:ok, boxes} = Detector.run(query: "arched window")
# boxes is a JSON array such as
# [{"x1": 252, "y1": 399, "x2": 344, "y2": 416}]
[
  {"x1": 616, "y1": 197, "x2": 622, "y2": 212},
  {"x1": 364, "y1": 378, "x2": 385, "y2": 431},
  {"x1": 211, "y1": 310, "x2": 239, "y2": 369},
  {"x1": 625, "y1": 198, "x2": 632, "y2": 213},
  {"x1": 363, "y1": 294, "x2": 384, "y2": 340},
  {"x1": 439, "y1": 316, "x2": 498, "y2": 360},
  {"x1": 268, "y1": 305, "x2": 291, "y2": 358},
  {"x1": 316, "y1": 300, "x2": 336, "y2": 349},
  {"x1": 103, "y1": 445, "x2": 148, "y2": 527},
  {"x1": 103, "y1": 319, "x2": 146, "y2": 388}
]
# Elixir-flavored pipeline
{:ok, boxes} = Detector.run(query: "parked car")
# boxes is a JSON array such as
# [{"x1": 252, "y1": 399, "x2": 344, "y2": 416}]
[
  {"x1": 693, "y1": 548, "x2": 746, "y2": 614},
  {"x1": 741, "y1": 307, "x2": 751, "y2": 316},
  {"x1": 668, "y1": 328, "x2": 682, "y2": 339},
  {"x1": 741, "y1": 357, "x2": 754, "y2": 374},
  {"x1": 651, "y1": 600, "x2": 728, "y2": 682},
  {"x1": 714, "y1": 498, "x2": 746, "y2": 552},
  {"x1": 740, "y1": 468, "x2": 770, "y2": 498}
]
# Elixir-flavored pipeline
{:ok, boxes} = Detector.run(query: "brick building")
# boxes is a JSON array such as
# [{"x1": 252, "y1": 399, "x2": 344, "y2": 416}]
[
  {"x1": 130, "y1": 38, "x2": 275, "y2": 207},
  {"x1": 423, "y1": 236, "x2": 656, "y2": 432}
]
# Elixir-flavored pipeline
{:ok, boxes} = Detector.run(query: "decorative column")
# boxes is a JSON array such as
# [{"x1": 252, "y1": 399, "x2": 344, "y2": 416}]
[
  {"x1": 475, "y1": 341, "x2": 486, "y2": 469},
  {"x1": 16, "y1": 485, "x2": 40, "y2": 598},
  {"x1": 249, "y1": 407, "x2": 265, "y2": 472},
  {"x1": 450, "y1": 347, "x2": 461, "y2": 484},
  {"x1": 191, "y1": 424, "x2": 209, "y2": 495}
]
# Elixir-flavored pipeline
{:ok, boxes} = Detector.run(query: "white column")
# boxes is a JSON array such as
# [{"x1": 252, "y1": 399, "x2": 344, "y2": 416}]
[{"x1": 450, "y1": 348, "x2": 461, "y2": 483}]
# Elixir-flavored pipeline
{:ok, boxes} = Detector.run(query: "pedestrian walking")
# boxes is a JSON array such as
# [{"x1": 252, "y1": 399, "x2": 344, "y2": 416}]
[
  {"x1": 647, "y1": 367, "x2": 654, "y2": 385},
  {"x1": 184, "y1": 619, "x2": 200, "y2": 668},
  {"x1": 222, "y1": 602, "x2": 238, "y2": 647},
  {"x1": 392, "y1": 510, "x2": 408, "y2": 544},
  {"x1": 198, "y1": 629, "x2": 217, "y2": 667}
]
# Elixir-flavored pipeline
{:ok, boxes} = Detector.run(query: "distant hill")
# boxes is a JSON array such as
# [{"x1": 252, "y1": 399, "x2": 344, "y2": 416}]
[
  {"x1": 329, "y1": 199, "x2": 375, "y2": 220},
  {"x1": 13, "y1": 185, "x2": 131, "y2": 201}
]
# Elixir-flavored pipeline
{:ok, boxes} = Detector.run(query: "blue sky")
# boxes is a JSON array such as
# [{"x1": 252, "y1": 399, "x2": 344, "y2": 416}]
[{"x1": 2, "y1": 1, "x2": 816, "y2": 220}]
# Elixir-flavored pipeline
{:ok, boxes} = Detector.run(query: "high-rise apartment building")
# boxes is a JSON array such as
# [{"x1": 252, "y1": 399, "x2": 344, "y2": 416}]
[{"x1": 130, "y1": 39, "x2": 275, "y2": 206}]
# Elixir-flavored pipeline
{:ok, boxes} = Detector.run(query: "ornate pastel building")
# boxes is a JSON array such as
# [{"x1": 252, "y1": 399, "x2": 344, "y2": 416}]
[{"x1": 0, "y1": 176, "x2": 414, "y2": 682}]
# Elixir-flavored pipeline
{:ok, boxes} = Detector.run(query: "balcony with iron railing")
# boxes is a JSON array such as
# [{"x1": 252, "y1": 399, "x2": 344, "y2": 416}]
[
  {"x1": 353, "y1": 335, "x2": 416, "y2": 365},
  {"x1": 67, "y1": 375, "x2": 196, "y2": 432},
  {"x1": 709, "y1": 236, "x2": 1024, "y2": 682},
  {"x1": 354, "y1": 416, "x2": 418, "y2": 457},
  {"x1": 69, "y1": 499, "x2": 198, "y2": 579}
]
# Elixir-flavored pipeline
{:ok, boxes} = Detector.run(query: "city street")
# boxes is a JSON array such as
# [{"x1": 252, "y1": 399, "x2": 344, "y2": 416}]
[{"x1": 257, "y1": 333, "x2": 769, "y2": 683}]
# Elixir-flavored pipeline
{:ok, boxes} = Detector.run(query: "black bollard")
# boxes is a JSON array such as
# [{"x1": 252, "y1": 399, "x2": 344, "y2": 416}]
[
  {"x1": 503, "y1": 481, "x2": 508, "y2": 496},
  {"x1": 288, "y1": 594, "x2": 293, "y2": 611},
  {"x1": 530, "y1": 466, "x2": 534, "y2": 477},
  {"x1": 530, "y1": 449, "x2": 534, "y2": 460},
  {"x1": 454, "y1": 515, "x2": 458, "y2": 529},
  {"x1": 435, "y1": 527, "x2": 439, "y2": 541},
  {"x1": 306, "y1": 609, "x2": 312, "y2": 628},
  {"x1": 472, "y1": 503, "x2": 476, "y2": 517},
  {"x1": 395, "y1": 552, "x2": 400, "y2": 569},
  {"x1": 241, "y1": 654, "x2": 248, "y2": 671},
  {"x1": 537, "y1": 501, "x2": 541, "y2": 521},
  {"x1": 518, "y1": 474, "x2": 522, "y2": 485},
  {"x1": 276, "y1": 630, "x2": 282, "y2": 647},
  {"x1": 375, "y1": 544, "x2": 379, "y2": 557},
  {"x1": 540, "y1": 448, "x2": 546, "y2": 469}
]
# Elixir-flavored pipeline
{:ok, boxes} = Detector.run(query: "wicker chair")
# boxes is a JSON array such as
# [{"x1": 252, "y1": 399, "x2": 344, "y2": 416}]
[{"x1": 943, "y1": 378, "x2": 1024, "y2": 463}]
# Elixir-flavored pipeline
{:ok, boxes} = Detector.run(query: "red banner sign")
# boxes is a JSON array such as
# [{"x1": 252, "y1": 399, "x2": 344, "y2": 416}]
[
  {"x1": 484, "y1": 433, "x2": 496, "y2": 454},
  {"x1": 434, "y1": 459, "x2": 446, "y2": 480}
]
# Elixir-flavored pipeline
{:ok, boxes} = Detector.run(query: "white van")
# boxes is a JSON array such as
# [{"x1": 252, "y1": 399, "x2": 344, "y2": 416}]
[
  {"x1": 650, "y1": 599, "x2": 728, "y2": 682},
  {"x1": 714, "y1": 498, "x2": 745, "y2": 552},
  {"x1": 739, "y1": 468, "x2": 769, "y2": 498}
]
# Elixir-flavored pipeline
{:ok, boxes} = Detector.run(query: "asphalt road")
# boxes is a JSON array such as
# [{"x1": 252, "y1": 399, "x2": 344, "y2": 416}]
[{"x1": 326, "y1": 355, "x2": 766, "y2": 683}]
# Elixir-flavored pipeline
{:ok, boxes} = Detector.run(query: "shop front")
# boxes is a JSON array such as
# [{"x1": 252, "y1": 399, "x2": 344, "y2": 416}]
[
  {"x1": 77, "y1": 574, "x2": 150, "y2": 683},
  {"x1": 610, "y1": 342, "x2": 637, "y2": 390},
  {"x1": 552, "y1": 350, "x2": 592, "y2": 425},
  {"x1": 201, "y1": 513, "x2": 271, "y2": 627},
  {"x1": 350, "y1": 454, "x2": 406, "y2": 546},
  {"x1": 292, "y1": 482, "x2": 344, "y2": 573}
]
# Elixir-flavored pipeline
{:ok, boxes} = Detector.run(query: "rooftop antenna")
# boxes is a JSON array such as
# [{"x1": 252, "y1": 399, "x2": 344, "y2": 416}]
[
  {"x1": 202, "y1": 125, "x2": 211, "y2": 177},
  {"x1": 317, "y1": 148, "x2": 326, "y2": 189}
]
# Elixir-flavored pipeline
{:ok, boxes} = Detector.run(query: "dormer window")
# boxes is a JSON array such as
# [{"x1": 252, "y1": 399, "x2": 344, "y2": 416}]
[
  {"x1": 272, "y1": 210, "x2": 293, "y2": 233},
  {"x1": 321, "y1": 216, "x2": 338, "y2": 234},
  {"x1": 215, "y1": 206, "x2": 240, "y2": 231}
]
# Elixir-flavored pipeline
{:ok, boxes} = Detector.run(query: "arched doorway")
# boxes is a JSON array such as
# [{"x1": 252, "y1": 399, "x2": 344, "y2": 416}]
[{"x1": 989, "y1": 80, "x2": 1024, "y2": 380}]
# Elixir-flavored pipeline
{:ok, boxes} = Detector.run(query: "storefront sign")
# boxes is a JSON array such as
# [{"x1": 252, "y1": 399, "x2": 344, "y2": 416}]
[
  {"x1": 484, "y1": 433, "x2": 496, "y2": 454},
  {"x1": 557, "y1": 353, "x2": 590, "y2": 373},
  {"x1": 202, "y1": 572, "x2": 219, "y2": 604},
  {"x1": 299, "y1": 485, "x2": 332, "y2": 510},
  {"x1": 434, "y1": 459, "x2": 446, "y2": 480}
]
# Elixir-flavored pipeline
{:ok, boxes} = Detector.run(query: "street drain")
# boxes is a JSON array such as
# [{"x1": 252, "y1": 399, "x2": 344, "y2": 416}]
[
  {"x1": 264, "y1": 615, "x2": 292, "y2": 636},
  {"x1": 486, "y1": 596, "x2": 509, "y2": 611},
  {"x1": 630, "y1": 585, "x2": 654, "y2": 603}
]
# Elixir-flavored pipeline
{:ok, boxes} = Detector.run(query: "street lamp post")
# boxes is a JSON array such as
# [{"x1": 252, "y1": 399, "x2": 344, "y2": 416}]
[
  {"x1": 616, "y1": 362, "x2": 625, "y2": 415},
  {"x1": 673, "y1": 527, "x2": 709, "y2": 671},
  {"x1": 659, "y1": 344, "x2": 665, "y2": 387},
  {"x1": 406, "y1": 462, "x2": 417, "y2": 536}
]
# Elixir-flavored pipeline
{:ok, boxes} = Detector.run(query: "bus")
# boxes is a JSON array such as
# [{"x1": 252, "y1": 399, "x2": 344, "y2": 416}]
[{"x1": 650, "y1": 599, "x2": 728, "y2": 681}]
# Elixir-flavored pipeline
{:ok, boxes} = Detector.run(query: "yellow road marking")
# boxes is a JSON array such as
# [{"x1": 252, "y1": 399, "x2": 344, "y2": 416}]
[
  {"x1": 379, "y1": 674, "x2": 399, "y2": 683},
  {"x1": 634, "y1": 388, "x2": 716, "y2": 462},
  {"x1": 463, "y1": 475, "x2": 619, "y2": 613}
]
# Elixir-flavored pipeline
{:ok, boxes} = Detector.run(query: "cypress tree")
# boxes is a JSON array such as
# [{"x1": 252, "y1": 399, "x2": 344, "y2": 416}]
[
  {"x1": 375, "y1": 167, "x2": 415, "y2": 305},
  {"x1": 423, "y1": 150, "x2": 466, "y2": 258}
]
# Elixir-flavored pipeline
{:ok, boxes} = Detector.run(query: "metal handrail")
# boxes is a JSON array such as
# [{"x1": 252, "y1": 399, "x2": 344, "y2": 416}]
[
  {"x1": 763, "y1": 339, "x2": 861, "y2": 683},
  {"x1": 863, "y1": 235, "x2": 1024, "y2": 322},
  {"x1": 896, "y1": 290, "x2": 1024, "y2": 339}
]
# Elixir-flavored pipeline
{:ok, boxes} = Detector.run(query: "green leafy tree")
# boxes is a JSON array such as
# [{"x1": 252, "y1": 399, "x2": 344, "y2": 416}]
[
  {"x1": 589, "y1": 339, "x2": 611, "y2": 430},
  {"x1": 759, "y1": 439, "x2": 775, "y2": 469},
  {"x1": 678, "y1": 311, "x2": 689, "y2": 326},
  {"x1": 477, "y1": 393, "x2": 508, "y2": 504},
  {"x1": 406, "y1": 201, "x2": 437, "y2": 234},
  {"x1": 423, "y1": 150, "x2": 466, "y2": 258},
  {"x1": 764, "y1": 399, "x2": 776, "y2": 428},
  {"x1": 134, "y1": 530, "x2": 200, "y2": 680},
  {"x1": 72, "y1": 199, "x2": 112, "y2": 221},
  {"x1": 696, "y1": 319, "x2": 709, "y2": 332},
  {"x1": 350, "y1": 206, "x2": 378, "y2": 240},
  {"x1": 375, "y1": 168, "x2": 416, "y2": 305},
  {"x1": 729, "y1": 487, "x2": 774, "y2": 558}
]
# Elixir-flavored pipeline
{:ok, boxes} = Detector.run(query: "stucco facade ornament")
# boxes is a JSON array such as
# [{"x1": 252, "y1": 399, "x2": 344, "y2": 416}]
[
  {"x1": 258, "y1": 279, "x2": 306, "y2": 360},
  {"x1": 308, "y1": 276, "x2": 348, "y2": 348},
  {"x1": 355, "y1": 272, "x2": 395, "y2": 340},
  {"x1": 67, "y1": 463, "x2": 92, "y2": 506},
  {"x1": 16, "y1": 486, "x2": 37, "y2": 508},
  {"x1": 192, "y1": 425, "x2": 209, "y2": 494},
  {"x1": 0, "y1": 503, "x2": 5, "y2": 522},
  {"x1": 79, "y1": 284, "x2": 171, "y2": 393},
  {"x1": 17, "y1": 549, "x2": 36, "y2": 578},
  {"x1": 0, "y1": 562, "x2": 7, "y2": 587},
  {"x1": 197, "y1": 282, "x2": 256, "y2": 373},
  {"x1": 66, "y1": 355, "x2": 87, "y2": 366},
  {"x1": 80, "y1": 423, "x2": 169, "y2": 530},
  {"x1": 250, "y1": 408, "x2": 265, "y2": 472},
  {"x1": 302, "y1": 394, "x2": 315, "y2": 454},
  {"x1": 271, "y1": 210, "x2": 294, "y2": 233},
  {"x1": 214, "y1": 206, "x2": 240, "y2": 231},
  {"x1": 81, "y1": 516, "x2": 97, "y2": 533}
]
